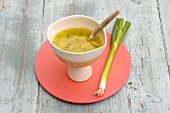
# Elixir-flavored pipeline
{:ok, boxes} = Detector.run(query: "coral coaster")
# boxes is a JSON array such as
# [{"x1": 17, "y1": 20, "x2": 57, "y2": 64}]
[{"x1": 34, "y1": 32, "x2": 131, "y2": 104}]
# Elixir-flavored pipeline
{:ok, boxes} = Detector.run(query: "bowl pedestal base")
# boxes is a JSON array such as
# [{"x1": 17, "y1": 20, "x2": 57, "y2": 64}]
[{"x1": 67, "y1": 65, "x2": 92, "y2": 82}]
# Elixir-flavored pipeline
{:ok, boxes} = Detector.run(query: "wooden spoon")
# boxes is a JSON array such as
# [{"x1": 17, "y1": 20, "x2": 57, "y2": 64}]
[{"x1": 89, "y1": 10, "x2": 120, "y2": 40}]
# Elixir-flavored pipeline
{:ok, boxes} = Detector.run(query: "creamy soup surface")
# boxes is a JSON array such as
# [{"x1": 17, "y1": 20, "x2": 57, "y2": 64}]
[{"x1": 52, "y1": 28, "x2": 103, "y2": 52}]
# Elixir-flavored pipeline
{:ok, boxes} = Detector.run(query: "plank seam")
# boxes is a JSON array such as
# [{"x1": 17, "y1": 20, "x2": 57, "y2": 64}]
[
  {"x1": 14, "y1": 0, "x2": 28, "y2": 95},
  {"x1": 36, "y1": 83, "x2": 40, "y2": 113},
  {"x1": 156, "y1": 0, "x2": 170, "y2": 78},
  {"x1": 42, "y1": 0, "x2": 45, "y2": 19}
]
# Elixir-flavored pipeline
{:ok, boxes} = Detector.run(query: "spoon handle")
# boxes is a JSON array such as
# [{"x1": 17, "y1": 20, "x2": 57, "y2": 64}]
[{"x1": 89, "y1": 10, "x2": 120, "y2": 40}]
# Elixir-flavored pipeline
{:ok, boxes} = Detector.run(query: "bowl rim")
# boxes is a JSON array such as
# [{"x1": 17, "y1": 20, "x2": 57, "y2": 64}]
[{"x1": 47, "y1": 15, "x2": 107, "y2": 55}]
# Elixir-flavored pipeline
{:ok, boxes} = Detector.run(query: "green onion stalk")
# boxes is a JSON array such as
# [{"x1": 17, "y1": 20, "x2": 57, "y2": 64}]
[{"x1": 94, "y1": 18, "x2": 131, "y2": 96}]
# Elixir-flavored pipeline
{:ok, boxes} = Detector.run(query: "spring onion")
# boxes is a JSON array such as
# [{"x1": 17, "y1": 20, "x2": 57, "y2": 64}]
[{"x1": 94, "y1": 18, "x2": 131, "y2": 96}]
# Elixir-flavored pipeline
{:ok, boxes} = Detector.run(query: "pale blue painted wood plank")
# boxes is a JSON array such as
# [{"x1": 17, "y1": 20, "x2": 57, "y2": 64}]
[{"x1": 0, "y1": 0, "x2": 43, "y2": 112}]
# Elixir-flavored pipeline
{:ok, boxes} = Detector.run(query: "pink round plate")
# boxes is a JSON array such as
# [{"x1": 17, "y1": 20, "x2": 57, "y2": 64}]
[{"x1": 34, "y1": 32, "x2": 131, "y2": 104}]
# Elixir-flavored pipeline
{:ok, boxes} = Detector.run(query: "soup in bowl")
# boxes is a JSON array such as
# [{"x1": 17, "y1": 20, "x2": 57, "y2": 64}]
[
  {"x1": 47, "y1": 15, "x2": 107, "y2": 82},
  {"x1": 52, "y1": 27, "x2": 103, "y2": 53}
]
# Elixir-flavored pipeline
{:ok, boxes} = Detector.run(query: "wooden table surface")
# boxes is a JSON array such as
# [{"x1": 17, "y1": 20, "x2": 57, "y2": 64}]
[{"x1": 0, "y1": 0, "x2": 170, "y2": 113}]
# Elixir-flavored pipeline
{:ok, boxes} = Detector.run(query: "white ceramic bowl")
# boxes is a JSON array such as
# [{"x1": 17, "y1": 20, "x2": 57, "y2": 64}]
[{"x1": 47, "y1": 15, "x2": 107, "y2": 82}]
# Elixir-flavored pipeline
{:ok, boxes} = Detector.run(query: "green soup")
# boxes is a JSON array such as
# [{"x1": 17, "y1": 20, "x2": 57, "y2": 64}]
[{"x1": 52, "y1": 28, "x2": 103, "y2": 52}]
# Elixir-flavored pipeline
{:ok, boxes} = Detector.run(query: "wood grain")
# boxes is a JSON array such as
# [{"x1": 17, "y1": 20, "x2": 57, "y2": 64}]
[
  {"x1": 0, "y1": 0, "x2": 170, "y2": 113},
  {"x1": 0, "y1": 0, "x2": 43, "y2": 112}
]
